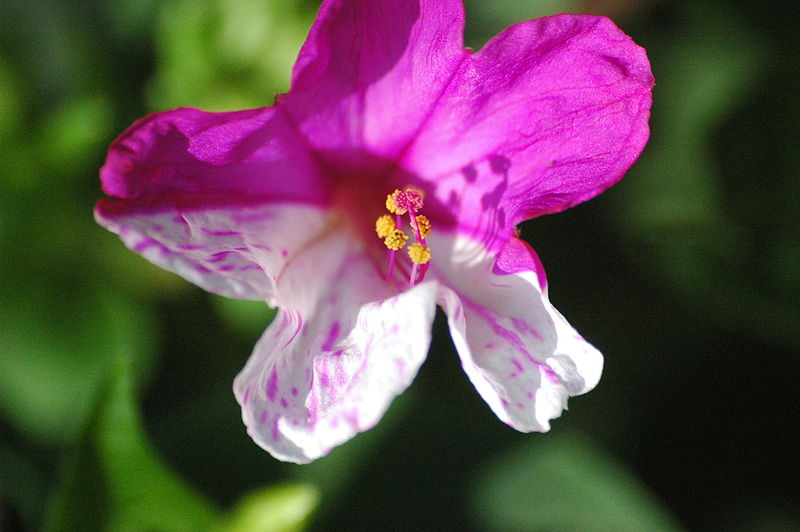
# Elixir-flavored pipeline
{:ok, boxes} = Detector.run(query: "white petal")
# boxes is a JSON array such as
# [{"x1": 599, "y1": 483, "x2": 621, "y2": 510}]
[
  {"x1": 96, "y1": 203, "x2": 328, "y2": 303},
  {"x1": 430, "y1": 232, "x2": 602, "y2": 432},
  {"x1": 233, "y1": 230, "x2": 438, "y2": 463}
]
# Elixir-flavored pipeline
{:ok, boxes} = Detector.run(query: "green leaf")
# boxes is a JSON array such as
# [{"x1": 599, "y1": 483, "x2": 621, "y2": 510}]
[
  {"x1": 42, "y1": 359, "x2": 219, "y2": 532},
  {"x1": 149, "y1": 0, "x2": 313, "y2": 111},
  {"x1": 214, "y1": 485, "x2": 318, "y2": 532},
  {"x1": 0, "y1": 282, "x2": 157, "y2": 444},
  {"x1": 472, "y1": 433, "x2": 683, "y2": 531}
]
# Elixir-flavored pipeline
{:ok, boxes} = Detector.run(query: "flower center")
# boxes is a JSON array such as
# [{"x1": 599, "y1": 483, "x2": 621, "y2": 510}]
[{"x1": 374, "y1": 187, "x2": 432, "y2": 286}]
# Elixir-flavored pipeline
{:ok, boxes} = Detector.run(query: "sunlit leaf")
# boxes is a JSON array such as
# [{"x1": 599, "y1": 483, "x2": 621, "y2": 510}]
[{"x1": 214, "y1": 485, "x2": 318, "y2": 532}]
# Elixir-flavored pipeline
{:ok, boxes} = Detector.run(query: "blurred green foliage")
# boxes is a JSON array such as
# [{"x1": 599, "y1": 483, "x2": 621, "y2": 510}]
[{"x1": 1, "y1": 0, "x2": 798, "y2": 531}]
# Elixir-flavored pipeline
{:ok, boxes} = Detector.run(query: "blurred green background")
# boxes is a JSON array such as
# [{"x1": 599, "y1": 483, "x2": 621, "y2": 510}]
[{"x1": 1, "y1": 0, "x2": 798, "y2": 530}]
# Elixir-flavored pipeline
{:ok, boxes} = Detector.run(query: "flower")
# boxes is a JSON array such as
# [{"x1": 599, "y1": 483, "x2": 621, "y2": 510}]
[{"x1": 95, "y1": 0, "x2": 653, "y2": 463}]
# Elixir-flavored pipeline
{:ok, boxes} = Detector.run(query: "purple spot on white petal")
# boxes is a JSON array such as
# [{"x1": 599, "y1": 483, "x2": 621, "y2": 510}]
[
  {"x1": 290, "y1": 387, "x2": 298, "y2": 397},
  {"x1": 207, "y1": 251, "x2": 233, "y2": 263},
  {"x1": 177, "y1": 243, "x2": 207, "y2": 250},
  {"x1": 500, "y1": 397, "x2": 510, "y2": 407},
  {"x1": 511, "y1": 358, "x2": 525, "y2": 373},
  {"x1": 527, "y1": 391, "x2": 534, "y2": 399},
  {"x1": 280, "y1": 398, "x2": 288, "y2": 409},
  {"x1": 322, "y1": 321, "x2": 340, "y2": 351},
  {"x1": 511, "y1": 317, "x2": 542, "y2": 340},
  {"x1": 217, "y1": 264, "x2": 236, "y2": 272},
  {"x1": 280, "y1": 248, "x2": 288, "y2": 257},
  {"x1": 390, "y1": 324, "x2": 399, "y2": 334},
  {"x1": 253, "y1": 244, "x2": 272, "y2": 251},
  {"x1": 319, "y1": 371, "x2": 330, "y2": 389},
  {"x1": 259, "y1": 410, "x2": 268, "y2": 424},
  {"x1": 240, "y1": 264, "x2": 262, "y2": 271},
  {"x1": 266, "y1": 369, "x2": 278, "y2": 402},
  {"x1": 542, "y1": 366, "x2": 561, "y2": 386},
  {"x1": 516, "y1": 402, "x2": 524, "y2": 409},
  {"x1": 151, "y1": 224, "x2": 164, "y2": 232},
  {"x1": 133, "y1": 239, "x2": 160, "y2": 253},
  {"x1": 343, "y1": 409, "x2": 359, "y2": 429},
  {"x1": 242, "y1": 387, "x2": 251, "y2": 405},
  {"x1": 193, "y1": 264, "x2": 212, "y2": 273}
]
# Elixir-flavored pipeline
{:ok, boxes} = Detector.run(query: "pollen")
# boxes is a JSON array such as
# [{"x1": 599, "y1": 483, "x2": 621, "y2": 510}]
[
  {"x1": 386, "y1": 190, "x2": 405, "y2": 215},
  {"x1": 407, "y1": 243, "x2": 431, "y2": 265},
  {"x1": 384, "y1": 229, "x2": 409, "y2": 250},
  {"x1": 375, "y1": 214, "x2": 396, "y2": 238},
  {"x1": 415, "y1": 215, "x2": 431, "y2": 238}
]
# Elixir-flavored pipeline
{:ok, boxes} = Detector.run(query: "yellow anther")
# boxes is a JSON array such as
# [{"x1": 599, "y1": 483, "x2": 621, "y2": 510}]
[
  {"x1": 407, "y1": 243, "x2": 431, "y2": 265},
  {"x1": 375, "y1": 214, "x2": 396, "y2": 238},
  {"x1": 415, "y1": 214, "x2": 431, "y2": 239},
  {"x1": 386, "y1": 190, "x2": 406, "y2": 215},
  {"x1": 384, "y1": 229, "x2": 409, "y2": 250}
]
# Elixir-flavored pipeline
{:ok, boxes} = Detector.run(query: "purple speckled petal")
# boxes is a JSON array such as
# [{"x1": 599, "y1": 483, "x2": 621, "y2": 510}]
[
  {"x1": 280, "y1": 0, "x2": 467, "y2": 171},
  {"x1": 430, "y1": 232, "x2": 602, "y2": 431},
  {"x1": 233, "y1": 230, "x2": 437, "y2": 463},
  {"x1": 95, "y1": 105, "x2": 336, "y2": 300},
  {"x1": 401, "y1": 14, "x2": 653, "y2": 249},
  {"x1": 96, "y1": 204, "x2": 330, "y2": 301}
]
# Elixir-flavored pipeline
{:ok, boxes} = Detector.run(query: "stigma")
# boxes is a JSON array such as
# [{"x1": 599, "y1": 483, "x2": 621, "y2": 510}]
[{"x1": 375, "y1": 187, "x2": 432, "y2": 286}]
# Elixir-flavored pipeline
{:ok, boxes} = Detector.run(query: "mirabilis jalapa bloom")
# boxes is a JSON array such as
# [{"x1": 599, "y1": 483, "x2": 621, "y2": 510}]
[{"x1": 96, "y1": 0, "x2": 653, "y2": 463}]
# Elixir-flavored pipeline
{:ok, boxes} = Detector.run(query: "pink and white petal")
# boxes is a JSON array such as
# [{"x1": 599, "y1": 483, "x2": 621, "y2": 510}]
[
  {"x1": 281, "y1": 0, "x2": 467, "y2": 170},
  {"x1": 96, "y1": 203, "x2": 330, "y2": 302},
  {"x1": 401, "y1": 14, "x2": 653, "y2": 245},
  {"x1": 430, "y1": 232, "x2": 602, "y2": 432},
  {"x1": 96, "y1": 105, "x2": 335, "y2": 301},
  {"x1": 233, "y1": 230, "x2": 437, "y2": 463}
]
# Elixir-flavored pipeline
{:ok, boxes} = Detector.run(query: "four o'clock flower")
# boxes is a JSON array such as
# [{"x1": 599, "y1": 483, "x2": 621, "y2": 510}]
[{"x1": 95, "y1": 0, "x2": 653, "y2": 463}]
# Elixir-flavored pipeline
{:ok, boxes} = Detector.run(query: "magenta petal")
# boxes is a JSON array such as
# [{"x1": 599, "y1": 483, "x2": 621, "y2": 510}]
[
  {"x1": 281, "y1": 0, "x2": 467, "y2": 170},
  {"x1": 403, "y1": 14, "x2": 653, "y2": 243},
  {"x1": 98, "y1": 106, "x2": 329, "y2": 214}
]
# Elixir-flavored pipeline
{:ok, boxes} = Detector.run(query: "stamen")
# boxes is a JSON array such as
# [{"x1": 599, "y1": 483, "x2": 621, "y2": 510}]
[
  {"x1": 386, "y1": 190, "x2": 405, "y2": 215},
  {"x1": 383, "y1": 229, "x2": 409, "y2": 250},
  {"x1": 415, "y1": 215, "x2": 431, "y2": 239},
  {"x1": 377, "y1": 187, "x2": 433, "y2": 286},
  {"x1": 407, "y1": 243, "x2": 431, "y2": 264},
  {"x1": 375, "y1": 214, "x2": 395, "y2": 238}
]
